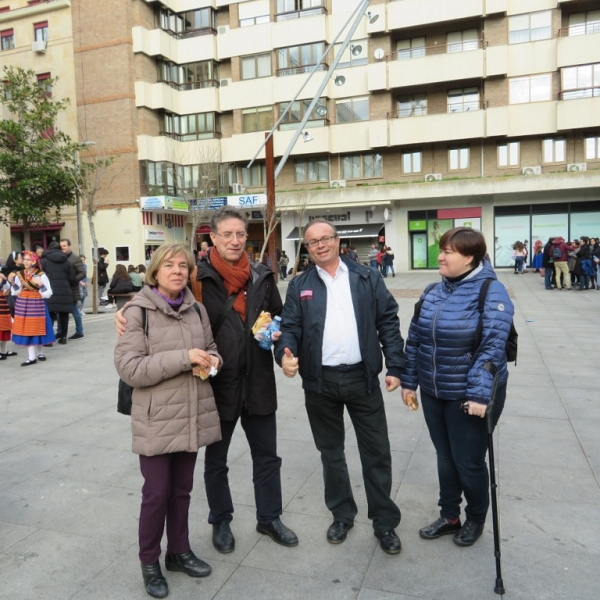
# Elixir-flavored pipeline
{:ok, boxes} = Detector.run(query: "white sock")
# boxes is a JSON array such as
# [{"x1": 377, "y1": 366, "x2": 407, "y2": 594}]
[
  {"x1": 35, "y1": 344, "x2": 43, "y2": 357},
  {"x1": 28, "y1": 346, "x2": 36, "y2": 361}
]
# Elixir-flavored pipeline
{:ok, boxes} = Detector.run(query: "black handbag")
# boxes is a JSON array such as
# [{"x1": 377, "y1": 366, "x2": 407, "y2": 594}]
[{"x1": 117, "y1": 308, "x2": 147, "y2": 415}]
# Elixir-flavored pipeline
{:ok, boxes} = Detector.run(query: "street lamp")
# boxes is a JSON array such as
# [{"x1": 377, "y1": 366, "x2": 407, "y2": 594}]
[{"x1": 74, "y1": 141, "x2": 96, "y2": 255}]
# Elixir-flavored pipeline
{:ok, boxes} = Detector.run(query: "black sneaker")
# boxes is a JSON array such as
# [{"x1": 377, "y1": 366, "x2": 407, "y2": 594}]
[{"x1": 68, "y1": 333, "x2": 84, "y2": 340}]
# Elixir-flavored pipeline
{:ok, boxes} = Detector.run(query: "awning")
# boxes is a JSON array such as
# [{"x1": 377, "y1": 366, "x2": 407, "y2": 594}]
[{"x1": 286, "y1": 223, "x2": 384, "y2": 241}]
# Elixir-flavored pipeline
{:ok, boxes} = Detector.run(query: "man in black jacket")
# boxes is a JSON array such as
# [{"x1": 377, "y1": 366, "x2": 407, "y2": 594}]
[
  {"x1": 196, "y1": 207, "x2": 297, "y2": 553},
  {"x1": 59, "y1": 239, "x2": 86, "y2": 339},
  {"x1": 275, "y1": 219, "x2": 405, "y2": 555}
]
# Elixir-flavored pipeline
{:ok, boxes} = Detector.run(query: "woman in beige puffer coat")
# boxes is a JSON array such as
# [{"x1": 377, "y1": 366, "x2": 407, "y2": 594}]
[{"x1": 114, "y1": 243, "x2": 221, "y2": 599}]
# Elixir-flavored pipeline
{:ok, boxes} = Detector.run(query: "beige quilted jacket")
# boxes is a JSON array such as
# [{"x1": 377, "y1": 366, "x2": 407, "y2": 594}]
[{"x1": 114, "y1": 286, "x2": 221, "y2": 456}]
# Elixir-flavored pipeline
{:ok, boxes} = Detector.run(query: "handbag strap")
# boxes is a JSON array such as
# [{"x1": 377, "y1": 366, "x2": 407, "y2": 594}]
[{"x1": 211, "y1": 292, "x2": 238, "y2": 338}]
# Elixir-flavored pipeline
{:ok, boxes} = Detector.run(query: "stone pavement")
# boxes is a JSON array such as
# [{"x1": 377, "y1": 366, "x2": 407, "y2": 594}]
[{"x1": 0, "y1": 270, "x2": 598, "y2": 600}]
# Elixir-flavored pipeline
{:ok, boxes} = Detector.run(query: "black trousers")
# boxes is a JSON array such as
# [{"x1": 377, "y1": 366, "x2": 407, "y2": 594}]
[
  {"x1": 204, "y1": 410, "x2": 282, "y2": 525},
  {"x1": 304, "y1": 367, "x2": 401, "y2": 533},
  {"x1": 50, "y1": 312, "x2": 69, "y2": 339}
]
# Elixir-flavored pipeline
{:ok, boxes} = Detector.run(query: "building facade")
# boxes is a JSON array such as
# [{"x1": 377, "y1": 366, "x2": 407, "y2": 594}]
[{"x1": 2, "y1": 0, "x2": 599, "y2": 271}]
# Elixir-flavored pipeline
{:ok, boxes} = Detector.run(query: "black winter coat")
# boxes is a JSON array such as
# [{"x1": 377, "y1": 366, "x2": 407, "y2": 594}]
[
  {"x1": 41, "y1": 249, "x2": 76, "y2": 313},
  {"x1": 197, "y1": 257, "x2": 282, "y2": 420},
  {"x1": 574, "y1": 243, "x2": 591, "y2": 277},
  {"x1": 65, "y1": 251, "x2": 86, "y2": 301},
  {"x1": 108, "y1": 274, "x2": 134, "y2": 295},
  {"x1": 98, "y1": 257, "x2": 109, "y2": 286}
]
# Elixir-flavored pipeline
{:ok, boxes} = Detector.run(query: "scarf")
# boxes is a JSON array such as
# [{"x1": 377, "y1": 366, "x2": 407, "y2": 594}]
[
  {"x1": 152, "y1": 287, "x2": 184, "y2": 311},
  {"x1": 209, "y1": 247, "x2": 250, "y2": 321}
]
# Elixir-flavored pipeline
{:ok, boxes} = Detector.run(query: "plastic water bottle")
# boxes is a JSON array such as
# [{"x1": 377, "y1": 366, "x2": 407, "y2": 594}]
[{"x1": 258, "y1": 316, "x2": 281, "y2": 350}]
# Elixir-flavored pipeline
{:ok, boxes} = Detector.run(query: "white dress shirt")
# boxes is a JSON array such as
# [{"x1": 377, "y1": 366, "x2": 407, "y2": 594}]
[{"x1": 316, "y1": 260, "x2": 362, "y2": 366}]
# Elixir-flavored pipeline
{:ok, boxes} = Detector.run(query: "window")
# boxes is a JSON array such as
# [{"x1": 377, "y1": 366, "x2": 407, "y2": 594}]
[
  {"x1": 36, "y1": 72, "x2": 51, "y2": 96},
  {"x1": 396, "y1": 37, "x2": 425, "y2": 60},
  {"x1": 449, "y1": 147, "x2": 470, "y2": 170},
  {"x1": 279, "y1": 98, "x2": 327, "y2": 129},
  {"x1": 568, "y1": 11, "x2": 600, "y2": 36},
  {"x1": 163, "y1": 112, "x2": 221, "y2": 141},
  {"x1": 242, "y1": 106, "x2": 273, "y2": 133},
  {"x1": 0, "y1": 7, "x2": 10, "y2": 13},
  {"x1": 336, "y1": 96, "x2": 369, "y2": 123},
  {"x1": 277, "y1": 42, "x2": 326, "y2": 76},
  {"x1": 157, "y1": 6, "x2": 216, "y2": 38},
  {"x1": 447, "y1": 29, "x2": 478, "y2": 53},
  {"x1": 157, "y1": 59, "x2": 219, "y2": 90},
  {"x1": 241, "y1": 53, "x2": 271, "y2": 80},
  {"x1": 294, "y1": 156, "x2": 328, "y2": 182},
  {"x1": 509, "y1": 11, "x2": 552, "y2": 44},
  {"x1": 561, "y1": 64, "x2": 600, "y2": 99},
  {"x1": 402, "y1": 151, "x2": 422, "y2": 174},
  {"x1": 241, "y1": 162, "x2": 266, "y2": 187},
  {"x1": 1, "y1": 28, "x2": 14, "y2": 51},
  {"x1": 239, "y1": 0, "x2": 270, "y2": 27},
  {"x1": 542, "y1": 138, "x2": 566, "y2": 163},
  {"x1": 447, "y1": 87, "x2": 479, "y2": 112},
  {"x1": 585, "y1": 136, "x2": 600, "y2": 160},
  {"x1": 276, "y1": 0, "x2": 324, "y2": 20},
  {"x1": 115, "y1": 247, "x2": 130, "y2": 262},
  {"x1": 333, "y1": 39, "x2": 367, "y2": 68},
  {"x1": 34, "y1": 21, "x2": 48, "y2": 42},
  {"x1": 397, "y1": 93, "x2": 427, "y2": 117},
  {"x1": 341, "y1": 153, "x2": 382, "y2": 179},
  {"x1": 498, "y1": 141, "x2": 520, "y2": 167},
  {"x1": 509, "y1": 74, "x2": 552, "y2": 104}
]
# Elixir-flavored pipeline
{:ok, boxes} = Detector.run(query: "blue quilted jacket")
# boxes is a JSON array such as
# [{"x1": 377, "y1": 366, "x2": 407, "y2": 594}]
[{"x1": 401, "y1": 261, "x2": 513, "y2": 404}]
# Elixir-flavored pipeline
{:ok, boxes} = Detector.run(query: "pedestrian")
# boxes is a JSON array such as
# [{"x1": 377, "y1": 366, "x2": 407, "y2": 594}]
[
  {"x1": 377, "y1": 246, "x2": 386, "y2": 274},
  {"x1": 7, "y1": 251, "x2": 55, "y2": 366},
  {"x1": 97, "y1": 248, "x2": 110, "y2": 300},
  {"x1": 574, "y1": 236, "x2": 592, "y2": 290},
  {"x1": 401, "y1": 227, "x2": 513, "y2": 547},
  {"x1": 383, "y1": 246, "x2": 395, "y2": 277},
  {"x1": 346, "y1": 246, "x2": 359, "y2": 262},
  {"x1": 591, "y1": 237, "x2": 600, "y2": 289},
  {"x1": 368, "y1": 243, "x2": 378, "y2": 270},
  {"x1": 512, "y1": 241, "x2": 526, "y2": 274},
  {"x1": 59, "y1": 239, "x2": 86, "y2": 340},
  {"x1": 79, "y1": 255, "x2": 88, "y2": 315},
  {"x1": 108, "y1": 264, "x2": 134, "y2": 307},
  {"x1": 542, "y1": 237, "x2": 556, "y2": 289},
  {"x1": 137, "y1": 263, "x2": 147, "y2": 284},
  {"x1": 0, "y1": 271, "x2": 17, "y2": 359},
  {"x1": 41, "y1": 241, "x2": 76, "y2": 345},
  {"x1": 128, "y1": 264, "x2": 143, "y2": 292},
  {"x1": 276, "y1": 218, "x2": 405, "y2": 555},
  {"x1": 116, "y1": 206, "x2": 298, "y2": 555},
  {"x1": 551, "y1": 236, "x2": 576, "y2": 290},
  {"x1": 1, "y1": 251, "x2": 23, "y2": 317},
  {"x1": 114, "y1": 243, "x2": 221, "y2": 599},
  {"x1": 278, "y1": 250, "x2": 289, "y2": 280}
]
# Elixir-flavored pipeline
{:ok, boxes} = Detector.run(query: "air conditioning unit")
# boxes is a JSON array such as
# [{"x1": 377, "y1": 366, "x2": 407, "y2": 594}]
[
  {"x1": 330, "y1": 179, "x2": 347, "y2": 188},
  {"x1": 567, "y1": 162, "x2": 586, "y2": 172},
  {"x1": 220, "y1": 78, "x2": 232, "y2": 88},
  {"x1": 522, "y1": 166, "x2": 541, "y2": 175},
  {"x1": 32, "y1": 40, "x2": 47, "y2": 53},
  {"x1": 231, "y1": 183, "x2": 244, "y2": 194},
  {"x1": 217, "y1": 25, "x2": 230, "y2": 35},
  {"x1": 424, "y1": 173, "x2": 442, "y2": 182}
]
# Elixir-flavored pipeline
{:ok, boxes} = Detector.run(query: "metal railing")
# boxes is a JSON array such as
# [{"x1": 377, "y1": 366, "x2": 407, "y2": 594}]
[
  {"x1": 275, "y1": 6, "x2": 327, "y2": 21},
  {"x1": 390, "y1": 38, "x2": 485, "y2": 61},
  {"x1": 387, "y1": 100, "x2": 488, "y2": 119},
  {"x1": 558, "y1": 23, "x2": 600, "y2": 37},
  {"x1": 559, "y1": 88, "x2": 600, "y2": 100},
  {"x1": 159, "y1": 79, "x2": 220, "y2": 91},
  {"x1": 276, "y1": 62, "x2": 328, "y2": 77},
  {"x1": 161, "y1": 26, "x2": 216, "y2": 40}
]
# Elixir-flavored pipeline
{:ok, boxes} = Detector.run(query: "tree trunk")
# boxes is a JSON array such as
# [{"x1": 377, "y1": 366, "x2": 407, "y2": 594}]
[{"x1": 87, "y1": 211, "x2": 99, "y2": 314}]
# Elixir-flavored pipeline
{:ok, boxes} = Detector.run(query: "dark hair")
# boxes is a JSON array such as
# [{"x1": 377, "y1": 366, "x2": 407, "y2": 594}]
[
  {"x1": 60, "y1": 238, "x2": 72, "y2": 247},
  {"x1": 48, "y1": 241, "x2": 60, "y2": 250},
  {"x1": 303, "y1": 218, "x2": 337, "y2": 241},
  {"x1": 114, "y1": 264, "x2": 130, "y2": 282},
  {"x1": 127, "y1": 264, "x2": 136, "y2": 273},
  {"x1": 438, "y1": 227, "x2": 487, "y2": 266},
  {"x1": 580, "y1": 236, "x2": 590, "y2": 244},
  {"x1": 210, "y1": 206, "x2": 248, "y2": 232},
  {"x1": 136, "y1": 264, "x2": 146, "y2": 273}
]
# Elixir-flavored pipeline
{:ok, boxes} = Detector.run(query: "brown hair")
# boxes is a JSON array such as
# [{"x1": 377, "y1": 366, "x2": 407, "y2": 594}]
[
  {"x1": 439, "y1": 227, "x2": 487, "y2": 267},
  {"x1": 144, "y1": 244, "x2": 194, "y2": 287}
]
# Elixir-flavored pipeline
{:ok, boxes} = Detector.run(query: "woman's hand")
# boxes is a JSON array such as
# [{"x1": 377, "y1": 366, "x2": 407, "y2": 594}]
[
  {"x1": 209, "y1": 354, "x2": 220, "y2": 371},
  {"x1": 462, "y1": 401, "x2": 487, "y2": 418},
  {"x1": 401, "y1": 388, "x2": 419, "y2": 410},
  {"x1": 188, "y1": 348, "x2": 214, "y2": 370},
  {"x1": 115, "y1": 309, "x2": 127, "y2": 337}
]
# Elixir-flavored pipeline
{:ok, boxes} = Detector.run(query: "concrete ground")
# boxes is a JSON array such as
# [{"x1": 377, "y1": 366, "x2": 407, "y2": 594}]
[{"x1": 0, "y1": 269, "x2": 598, "y2": 600}]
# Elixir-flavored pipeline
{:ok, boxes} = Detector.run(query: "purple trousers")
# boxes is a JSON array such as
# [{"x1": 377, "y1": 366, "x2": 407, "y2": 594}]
[{"x1": 138, "y1": 451, "x2": 197, "y2": 564}]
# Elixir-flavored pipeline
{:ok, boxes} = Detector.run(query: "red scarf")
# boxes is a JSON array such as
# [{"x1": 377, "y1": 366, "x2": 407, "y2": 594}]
[{"x1": 210, "y1": 247, "x2": 250, "y2": 321}]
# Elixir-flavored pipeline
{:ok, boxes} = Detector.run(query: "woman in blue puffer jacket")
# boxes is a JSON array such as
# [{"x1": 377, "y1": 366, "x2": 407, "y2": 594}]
[{"x1": 401, "y1": 227, "x2": 513, "y2": 548}]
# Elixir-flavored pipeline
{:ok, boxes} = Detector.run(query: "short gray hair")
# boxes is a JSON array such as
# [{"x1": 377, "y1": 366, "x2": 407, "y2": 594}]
[
  {"x1": 303, "y1": 218, "x2": 337, "y2": 242},
  {"x1": 210, "y1": 206, "x2": 248, "y2": 232}
]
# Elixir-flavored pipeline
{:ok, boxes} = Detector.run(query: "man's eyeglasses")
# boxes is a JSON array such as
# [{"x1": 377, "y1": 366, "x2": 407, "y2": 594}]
[
  {"x1": 214, "y1": 232, "x2": 248, "y2": 241},
  {"x1": 305, "y1": 235, "x2": 337, "y2": 248}
]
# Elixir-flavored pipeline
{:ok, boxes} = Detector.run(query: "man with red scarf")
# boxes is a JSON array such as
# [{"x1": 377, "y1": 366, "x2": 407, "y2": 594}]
[{"x1": 197, "y1": 206, "x2": 297, "y2": 553}]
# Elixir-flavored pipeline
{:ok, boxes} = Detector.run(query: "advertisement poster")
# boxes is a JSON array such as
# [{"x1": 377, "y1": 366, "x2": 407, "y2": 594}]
[
  {"x1": 570, "y1": 212, "x2": 600, "y2": 240},
  {"x1": 427, "y1": 219, "x2": 453, "y2": 268},
  {"x1": 494, "y1": 215, "x2": 530, "y2": 267},
  {"x1": 412, "y1": 233, "x2": 428, "y2": 268},
  {"x1": 454, "y1": 217, "x2": 481, "y2": 230},
  {"x1": 531, "y1": 214, "x2": 568, "y2": 250}
]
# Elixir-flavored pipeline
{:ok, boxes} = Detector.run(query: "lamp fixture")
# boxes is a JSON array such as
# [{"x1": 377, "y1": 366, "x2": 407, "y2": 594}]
[
  {"x1": 350, "y1": 44, "x2": 363, "y2": 56},
  {"x1": 302, "y1": 131, "x2": 314, "y2": 143},
  {"x1": 315, "y1": 104, "x2": 328, "y2": 117},
  {"x1": 334, "y1": 75, "x2": 346, "y2": 86},
  {"x1": 366, "y1": 11, "x2": 379, "y2": 24}
]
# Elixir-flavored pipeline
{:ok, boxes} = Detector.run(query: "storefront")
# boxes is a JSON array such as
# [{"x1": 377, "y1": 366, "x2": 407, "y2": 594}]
[
  {"x1": 140, "y1": 195, "x2": 188, "y2": 263},
  {"x1": 10, "y1": 222, "x2": 64, "y2": 253}
]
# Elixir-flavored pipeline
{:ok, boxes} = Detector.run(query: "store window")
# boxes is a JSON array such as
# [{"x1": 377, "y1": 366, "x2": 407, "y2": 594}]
[
  {"x1": 336, "y1": 96, "x2": 369, "y2": 123},
  {"x1": 241, "y1": 53, "x2": 272, "y2": 80},
  {"x1": 508, "y1": 10, "x2": 552, "y2": 44},
  {"x1": 402, "y1": 151, "x2": 422, "y2": 174},
  {"x1": 509, "y1": 74, "x2": 552, "y2": 104},
  {"x1": 341, "y1": 153, "x2": 382, "y2": 179},
  {"x1": 542, "y1": 138, "x2": 566, "y2": 163},
  {"x1": 449, "y1": 146, "x2": 470, "y2": 170},
  {"x1": 242, "y1": 106, "x2": 273, "y2": 133},
  {"x1": 498, "y1": 141, "x2": 520, "y2": 167}
]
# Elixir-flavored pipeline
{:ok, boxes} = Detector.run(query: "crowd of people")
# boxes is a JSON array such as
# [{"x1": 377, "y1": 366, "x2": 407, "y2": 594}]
[{"x1": 109, "y1": 208, "x2": 513, "y2": 599}]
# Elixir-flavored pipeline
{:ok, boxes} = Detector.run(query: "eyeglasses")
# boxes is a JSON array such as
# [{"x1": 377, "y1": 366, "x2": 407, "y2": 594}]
[
  {"x1": 305, "y1": 235, "x2": 337, "y2": 248},
  {"x1": 214, "y1": 232, "x2": 248, "y2": 241}
]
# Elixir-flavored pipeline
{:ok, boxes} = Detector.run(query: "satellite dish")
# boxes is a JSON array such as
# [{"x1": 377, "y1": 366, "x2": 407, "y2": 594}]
[{"x1": 374, "y1": 48, "x2": 385, "y2": 61}]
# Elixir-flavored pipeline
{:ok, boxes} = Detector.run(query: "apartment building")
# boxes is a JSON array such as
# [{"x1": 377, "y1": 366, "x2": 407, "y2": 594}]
[{"x1": 2, "y1": 0, "x2": 600, "y2": 271}]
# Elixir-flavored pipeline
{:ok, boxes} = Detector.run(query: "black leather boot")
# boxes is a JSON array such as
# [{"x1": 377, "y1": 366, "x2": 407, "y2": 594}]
[
  {"x1": 165, "y1": 550, "x2": 211, "y2": 577},
  {"x1": 141, "y1": 562, "x2": 168, "y2": 598}
]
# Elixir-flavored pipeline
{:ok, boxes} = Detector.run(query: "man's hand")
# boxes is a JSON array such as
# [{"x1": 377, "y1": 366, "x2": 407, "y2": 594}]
[
  {"x1": 281, "y1": 347, "x2": 299, "y2": 378},
  {"x1": 385, "y1": 376, "x2": 401, "y2": 392},
  {"x1": 115, "y1": 308, "x2": 127, "y2": 337},
  {"x1": 188, "y1": 348, "x2": 214, "y2": 370},
  {"x1": 461, "y1": 401, "x2": 487, "y2": 418}
]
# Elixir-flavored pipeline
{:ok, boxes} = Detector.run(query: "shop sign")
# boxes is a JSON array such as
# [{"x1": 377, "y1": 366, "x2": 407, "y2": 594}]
[
  {"x1": 164, "y1": 197, "x2": 189, "y2": 212},
  {"x1": 409, "y1": 220, "x2": 427, "y2": 231},
  {"x1": 191, "y1": 196, "x2": 227, "y2": 211},
  {"x1": 229, "y1": 194, "x2": 267, "y2": 207},
  {"x1": 140, "y1": 196, "x2": 188, "y2": 212},
  {"x1": 145, "y1": 229, "x2": 165, "y2": 241},
  {"x1": 308, "y1": 211, "x2": 351, "y2": 222}
]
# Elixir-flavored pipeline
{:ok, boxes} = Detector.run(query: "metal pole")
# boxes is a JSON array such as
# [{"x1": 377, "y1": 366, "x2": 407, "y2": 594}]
[
  {"x1": 275, "y1": 0, "x2": 371, "y2": 179},
  {"x1": 265, "y1": 132, "x2": 277, "y2": 280},
  {"x1": 73, "y1": 151, "x2": 83, "y2": 255}
]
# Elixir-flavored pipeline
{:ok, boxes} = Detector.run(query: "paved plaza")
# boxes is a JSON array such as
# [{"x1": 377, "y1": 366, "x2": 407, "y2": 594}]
[{"x1": 0, "y1": 270, "x2": 598, "y2": 600}]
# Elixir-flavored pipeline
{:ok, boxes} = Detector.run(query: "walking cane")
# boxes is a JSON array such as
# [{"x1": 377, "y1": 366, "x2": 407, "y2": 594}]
[{"x1": 462, "y1": 361, "x2": 505, "y2": 595}]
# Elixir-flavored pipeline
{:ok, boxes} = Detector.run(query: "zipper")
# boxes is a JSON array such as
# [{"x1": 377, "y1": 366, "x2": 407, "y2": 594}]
[{"x1": 431, "y1": 303, "x2": 440, "y2": 398}]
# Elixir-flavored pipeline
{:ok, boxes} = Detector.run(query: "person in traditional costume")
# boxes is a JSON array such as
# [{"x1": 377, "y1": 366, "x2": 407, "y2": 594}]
[
  {"x1": 7, "y1": 251, "x2": 55, "y2": 366},
  {"x1": 0, "y1": 271, "x2": 16, "y2": 360}
]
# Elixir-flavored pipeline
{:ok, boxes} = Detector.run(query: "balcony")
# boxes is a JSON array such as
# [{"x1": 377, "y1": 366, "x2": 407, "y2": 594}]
[
  {"x1": 135, "y1": 81, "x2": 220, "y2": 114},
  {"x1": 220, "y1": 78, "x2": 274, "y2": 112},
  {"x1": 557, "y1": 28, "x2": 600, "y2": 68},
  {"x1": 132, "y1": 26, "x2": 217, "y2": 63},
  {"x1": 275, "y1": 5, "x2": 327, "y2": 22},
  {"x1": 557, "y1": 96, "x2": 600, "y2": 130},
  {"x1": 387, "y1": 0, "x2": 485, "y2": 31},
  {"x1": 217, "y1": 21, "x2": 273, "y2": 59}
]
